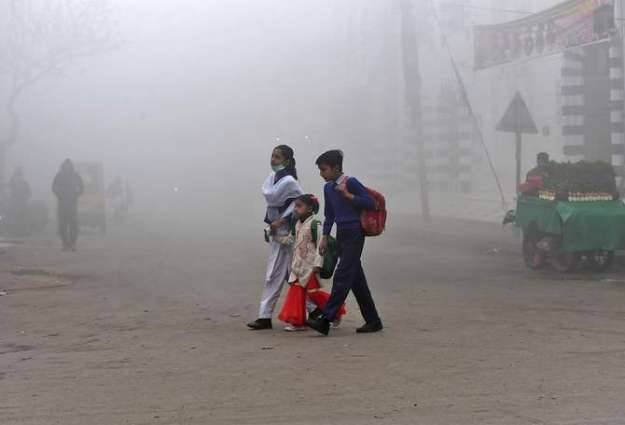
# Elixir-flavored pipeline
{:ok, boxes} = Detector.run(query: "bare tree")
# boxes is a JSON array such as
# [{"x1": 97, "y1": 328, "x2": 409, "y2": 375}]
[{"x1": 0, "y1": 0, "x2": 117, "y2": 193}]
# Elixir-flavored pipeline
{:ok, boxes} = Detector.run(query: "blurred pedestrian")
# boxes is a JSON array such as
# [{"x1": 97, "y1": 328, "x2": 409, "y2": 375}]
[
  {"x1": 7, "y1": 167, "x2": 31, "y2": 235},
  {"x1": 52, "y1": 159, "x2": 84, "y2": 251},
  {"x1": 107, "y1": 176, "x2": 126, "y2": 223}
]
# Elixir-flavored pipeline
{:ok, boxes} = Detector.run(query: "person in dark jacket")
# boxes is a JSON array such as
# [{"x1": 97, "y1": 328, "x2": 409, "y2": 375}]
[{"x1": 52, "y1": 159, "x2": 84, "y2": 251}]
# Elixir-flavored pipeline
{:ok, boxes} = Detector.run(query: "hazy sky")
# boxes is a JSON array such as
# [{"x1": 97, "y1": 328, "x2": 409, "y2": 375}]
[
  {"x1": 1, "y1": 0, "x2": 404, "y2": 233},
  {"x1": 1, "y1": 0, "x2": 574, "y2": 230}
]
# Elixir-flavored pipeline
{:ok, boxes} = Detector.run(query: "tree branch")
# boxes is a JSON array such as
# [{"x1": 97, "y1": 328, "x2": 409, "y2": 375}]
[{"x1": 0, "y1": 0, "x2": 118, "y2": 150}]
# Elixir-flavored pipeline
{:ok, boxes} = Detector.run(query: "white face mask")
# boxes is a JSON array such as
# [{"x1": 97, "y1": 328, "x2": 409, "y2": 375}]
[{"x1": 272, "y1": 164, "x2": 286, "y2": 173}]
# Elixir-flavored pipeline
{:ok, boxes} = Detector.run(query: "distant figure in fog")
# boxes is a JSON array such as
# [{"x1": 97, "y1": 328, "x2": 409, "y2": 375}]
[
  {"x1": 107, "y1": 176, "x2": 128, "y2": 223},
  {"x1": 7, "y1": 167, "x2": 32, "y2": 236},
  {"x1": 52, "y1": 159, "x2": 84, "y2": 251},
  {"x1": 125, "y1": 180, "x2": 134, "y2": 211},
  {"x1": 526, "y1": 152, "x2": 550, "y2": 180},
  {"x1": 9, "y1": 167, "x2": 31, "y2": 209}
]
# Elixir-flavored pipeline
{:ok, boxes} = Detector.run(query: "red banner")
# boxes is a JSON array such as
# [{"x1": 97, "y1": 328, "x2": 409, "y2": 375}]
[{"x1": 474, "y1": 0, "x2": 615, "y2": 70}]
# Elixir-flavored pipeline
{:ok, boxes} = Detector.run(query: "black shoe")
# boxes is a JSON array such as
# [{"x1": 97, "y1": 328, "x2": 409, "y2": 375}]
[
  {"x1": 308, "y1": 308, "x2": 323, "y2": 321},
  {"x1": 356, "y1": 321, "x2": 383, "y2": 334},
  {"x1": 305, "y1": 316, "x2": 330, "y2": 336},
  {"x1": 247, "y1": 319, "x2": 272, "y2": 330}
]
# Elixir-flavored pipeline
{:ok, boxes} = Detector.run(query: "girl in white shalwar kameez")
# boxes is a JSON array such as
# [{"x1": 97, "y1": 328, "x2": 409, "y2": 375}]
[{"x1": 247, "y1": 145, "x2": 303, "y2": 330}]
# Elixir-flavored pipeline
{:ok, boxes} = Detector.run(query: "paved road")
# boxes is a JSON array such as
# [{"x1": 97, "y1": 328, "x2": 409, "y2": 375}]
[{"x1": 2, "y1": 217, "x2": 625, "y2": 425}]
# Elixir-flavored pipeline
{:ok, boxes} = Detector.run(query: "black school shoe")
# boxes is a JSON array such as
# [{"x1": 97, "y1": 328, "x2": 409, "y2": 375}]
[
  {"x1": 308, "y1": 308, "x2": 323, "y2": 321},
  {"x1": 247, "y1": 319, "x2": 272, "y2": 330},
  {"x1": 305, "y1": 316, "x2": 330, "y2": 336},
  {"x1": 356, "y1": 321, "x2": 384, "y2": 334}
]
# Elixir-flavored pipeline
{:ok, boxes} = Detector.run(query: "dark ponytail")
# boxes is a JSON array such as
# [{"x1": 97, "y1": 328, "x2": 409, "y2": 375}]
[{"x1": 275, "y1": 144, "x2": 298, "y2": 180}]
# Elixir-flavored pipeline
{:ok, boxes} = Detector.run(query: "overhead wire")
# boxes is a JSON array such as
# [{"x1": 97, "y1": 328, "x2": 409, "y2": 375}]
[{"x1": 427, "y1": 0, "x2": 509, "y2": 208}]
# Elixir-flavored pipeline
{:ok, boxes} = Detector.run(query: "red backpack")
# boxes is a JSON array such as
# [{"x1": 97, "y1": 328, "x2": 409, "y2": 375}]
[
  {"x1": 361, "y1": 186, "x2": 387, "y2": 236},
  {"x1": 340, "y1": 176, "x2": 387, "y2": 237}
]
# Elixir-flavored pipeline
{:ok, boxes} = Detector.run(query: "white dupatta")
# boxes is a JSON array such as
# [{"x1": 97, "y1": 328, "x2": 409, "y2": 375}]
[{"x1": 262, "y1": 173, "x2": 303, "y2": 223}]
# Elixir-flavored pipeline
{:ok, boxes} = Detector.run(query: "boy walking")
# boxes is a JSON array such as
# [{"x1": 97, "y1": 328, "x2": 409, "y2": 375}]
[{"x1": 306, "y1": 150, "x2": 383, "y2": 336}]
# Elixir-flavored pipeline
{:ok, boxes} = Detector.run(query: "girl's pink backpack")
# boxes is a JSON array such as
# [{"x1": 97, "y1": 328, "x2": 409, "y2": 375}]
[{"x1": 361, "y1": 186, "x2": 387, "y2": 237}]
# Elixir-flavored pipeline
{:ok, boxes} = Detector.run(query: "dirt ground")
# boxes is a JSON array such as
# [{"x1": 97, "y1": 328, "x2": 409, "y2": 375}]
[{"x1": 2, "y1": 216, "x2": 625, "y2": 425}]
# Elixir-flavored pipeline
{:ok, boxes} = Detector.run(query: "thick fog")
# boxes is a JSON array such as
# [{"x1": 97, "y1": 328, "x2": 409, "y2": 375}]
[
  {"x1": 1, "y1": 0, "x2": 409, "y2": 237},
  {"x1": 1, "y1": 0, "x2": 615, "y2": 237}
]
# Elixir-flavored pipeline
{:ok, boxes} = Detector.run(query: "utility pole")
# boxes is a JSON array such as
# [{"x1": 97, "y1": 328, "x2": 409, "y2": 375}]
[
  {"x1": 617, "y1": 0, "x2": 625, "y2": 193},
  {"x1": 400, "y1": 0, "x2": 431, "y2": 222},
  {"x1": 618, "y1": 0, "x2": 625, "y2": 40}
]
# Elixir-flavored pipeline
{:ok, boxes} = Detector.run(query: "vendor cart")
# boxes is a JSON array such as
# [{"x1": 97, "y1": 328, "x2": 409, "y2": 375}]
[{"x1": 515, "y1": 195, "x2": 625, "y2": 272}]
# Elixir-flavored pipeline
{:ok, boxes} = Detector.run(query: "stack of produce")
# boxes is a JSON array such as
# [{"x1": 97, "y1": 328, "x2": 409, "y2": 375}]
[{"x1": 538, "y1": 160, "x2": 618, "y2": 202}]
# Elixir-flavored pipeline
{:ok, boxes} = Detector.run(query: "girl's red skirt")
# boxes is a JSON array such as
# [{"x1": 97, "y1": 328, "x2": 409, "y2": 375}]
[{"x1": 279, "y1": 274, "x2": 346, "y2": 326}]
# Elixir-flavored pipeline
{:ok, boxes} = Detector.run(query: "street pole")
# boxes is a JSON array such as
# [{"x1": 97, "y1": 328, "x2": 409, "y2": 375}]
[
  {"x1": 617, "y1": 0, "x2": 625, "y2": 193},
  {"x1": 400, "y1": 0, "x2": 431, "y2": 223},
  {"x1": 0, "y1": 145, "x2": 5, "y2": 210},
  {"x1": 515, "y1": 95, "x2": 522, "y2": 191},
  {"x1": 515, "y1": 131, "x2": 522, "y2": 191}
]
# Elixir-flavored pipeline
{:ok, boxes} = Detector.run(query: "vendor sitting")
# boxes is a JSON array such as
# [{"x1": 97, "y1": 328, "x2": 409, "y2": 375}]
[
  {"x1": 519, "y1": 152, "x2": 550, "y2": 195},
  {"x1": 527, "y1": 152, "x2": 550, "y2": 180}
]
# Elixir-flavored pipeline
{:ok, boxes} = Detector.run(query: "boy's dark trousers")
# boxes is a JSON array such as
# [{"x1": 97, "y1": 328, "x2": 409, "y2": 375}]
[{"x1": 323, "y1": 227, "x2": 381, "y2": 324}]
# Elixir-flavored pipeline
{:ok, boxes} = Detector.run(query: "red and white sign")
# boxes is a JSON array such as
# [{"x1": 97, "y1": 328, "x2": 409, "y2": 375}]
[{"x1": 474, "y1": 0, "x2": 615, "y2": 70}]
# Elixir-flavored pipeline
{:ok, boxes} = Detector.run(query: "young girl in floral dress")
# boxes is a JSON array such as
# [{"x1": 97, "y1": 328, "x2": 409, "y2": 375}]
[{"x1": 277, "y1": 194, "x2": 346, "y2": 331}]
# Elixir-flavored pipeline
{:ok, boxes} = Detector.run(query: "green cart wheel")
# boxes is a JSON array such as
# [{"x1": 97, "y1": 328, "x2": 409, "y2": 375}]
[{"x1": 551, "y1": 251, "x2": 581, "y2": 273}]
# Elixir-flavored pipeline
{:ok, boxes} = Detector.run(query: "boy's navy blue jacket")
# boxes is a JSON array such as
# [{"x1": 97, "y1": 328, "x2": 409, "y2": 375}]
[{"x1": 322, "y1": 176, "x2": 374, "y2": 235}]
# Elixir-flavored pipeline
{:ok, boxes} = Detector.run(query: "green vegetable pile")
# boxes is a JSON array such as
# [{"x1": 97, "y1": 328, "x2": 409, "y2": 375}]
[{"x1": 542, "y1": 160, "x2": 617, "y2": 195}]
